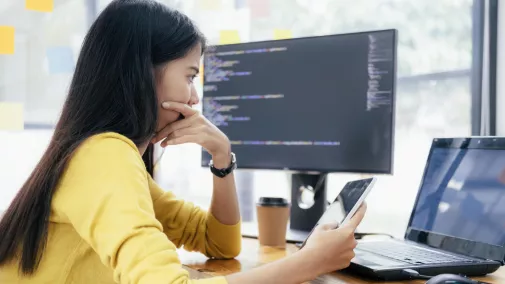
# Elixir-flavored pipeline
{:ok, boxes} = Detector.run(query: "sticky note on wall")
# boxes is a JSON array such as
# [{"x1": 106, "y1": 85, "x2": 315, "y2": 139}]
[
  {"x1": 249, "y1": 0, "x2": 270, "y2": 18},
  {"x1": 198, "y1": 0, "x2": 222, "y2": 10},
  {"x1": 0, "y1": 26, "x2": 15, "y2": 55},
  {"x1": 26, "y1": 0, "x2": 54, "y2": 12},
  {"x1": 46, "y1": 46, "x2": 74, "y2": 74},
  {"x1": 0, "y1": 103, "x2": 24, "y2": 131},
  {"x1": 274, "y1": 29, "x2": 292, "y2": 40},
  {"x1": 219, "y1": 30, "x2": 241, "y2": 44},
  {"x1": 234, "y1": 0, "x2": 247, "y2": 9}
]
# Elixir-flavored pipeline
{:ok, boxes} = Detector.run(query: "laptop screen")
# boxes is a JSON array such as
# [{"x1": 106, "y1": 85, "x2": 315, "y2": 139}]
[{"x1": 409, "y1": 142, "x2": 505, "y2": 247}]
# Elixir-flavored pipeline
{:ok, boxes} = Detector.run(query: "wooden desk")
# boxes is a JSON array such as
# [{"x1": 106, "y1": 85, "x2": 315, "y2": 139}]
[{"x1": 179, "y1": 238, "x2": 505, "y2": 283}]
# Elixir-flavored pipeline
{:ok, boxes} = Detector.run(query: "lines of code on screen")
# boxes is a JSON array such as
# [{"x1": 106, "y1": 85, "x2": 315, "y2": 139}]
[{"x1": 202, "y1": 30, "x2": 396, "y2": 172}]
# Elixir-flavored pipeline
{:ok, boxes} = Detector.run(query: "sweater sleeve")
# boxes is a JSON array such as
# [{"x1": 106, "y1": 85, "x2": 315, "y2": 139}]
[
  {"x1": 52, "y1": 134, "x2": 228, "y2": 284},
  {"x1": 148, "y1": 176, "x2": 241, "y2": 259}
]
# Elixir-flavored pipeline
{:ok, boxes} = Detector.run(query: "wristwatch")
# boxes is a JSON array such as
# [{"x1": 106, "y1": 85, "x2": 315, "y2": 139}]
[{"x1": 209, "y1": 152, "x2": 237, "y2": 178}]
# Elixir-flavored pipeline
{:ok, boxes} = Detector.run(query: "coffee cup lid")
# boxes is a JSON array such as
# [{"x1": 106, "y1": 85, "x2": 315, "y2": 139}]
[{"x1": 257, "y1": 197, "x2": 289, "y2": 207}]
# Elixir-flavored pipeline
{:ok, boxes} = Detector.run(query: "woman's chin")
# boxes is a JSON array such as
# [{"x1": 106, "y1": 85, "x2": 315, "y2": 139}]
[{"x1": 156, "y1": 116, "x2": 179, "y2": 132}]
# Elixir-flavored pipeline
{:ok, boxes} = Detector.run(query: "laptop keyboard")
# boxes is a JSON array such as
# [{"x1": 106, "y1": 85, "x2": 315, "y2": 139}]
[{"x1": 357, "y1": 241, "x2": 477, "y2": 265}]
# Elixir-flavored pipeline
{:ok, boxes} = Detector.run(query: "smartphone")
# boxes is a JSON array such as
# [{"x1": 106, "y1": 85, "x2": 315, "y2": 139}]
[{"x1": 299, "y1": 177, "x2": 376, "y2": 248}]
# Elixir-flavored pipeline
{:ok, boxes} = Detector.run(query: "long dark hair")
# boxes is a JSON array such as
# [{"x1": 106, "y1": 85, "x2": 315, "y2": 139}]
[{"x1": 0, "y1": 0, "x2": 205, "y2": 274}]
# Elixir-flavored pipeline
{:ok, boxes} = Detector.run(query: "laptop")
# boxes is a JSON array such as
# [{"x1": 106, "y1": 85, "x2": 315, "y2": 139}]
[{"x1": 348, "y1": 137, "x2": 505, "y2": 280}]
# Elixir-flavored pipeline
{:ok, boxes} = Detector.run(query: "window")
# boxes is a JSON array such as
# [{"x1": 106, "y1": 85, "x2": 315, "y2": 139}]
[
  {"x1": 0, "y1": 0, "x2": 90, "y2": 126},
  {"x1": 0, "y1": 0, "x2": 475, "y2": 238},
  {"x1": 154, "y1": 0, "x2": 474, "y2": 237}
]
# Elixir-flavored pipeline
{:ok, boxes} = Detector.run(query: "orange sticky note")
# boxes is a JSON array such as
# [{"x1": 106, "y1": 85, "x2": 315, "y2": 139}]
[
  {"x1": 0, "y1": 103, "x2": 24, "y2": 130},
  {"x1": 219, "y1": 30, "x2": 241, "y2": 44},
  {"x1": 26, "y1": 0, "x2": 54, "y2": 12},
  {"x1": 0, "y1": 26, "x2": 15, "y2": 55},
  {"x1": 274, "y1": 29, "x2": 292, "y2": 40}
]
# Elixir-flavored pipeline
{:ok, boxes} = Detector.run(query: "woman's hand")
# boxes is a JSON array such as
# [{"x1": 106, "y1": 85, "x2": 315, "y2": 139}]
[
  {"x1": 301, "y1": 203, "x2": 367, "y2": 275},
  {"x1": 225, "y1": 204, "x2": 367, "y2": 284},
  {"x1": 152, "y1": 102, "x2": 231, "y2": 164}
]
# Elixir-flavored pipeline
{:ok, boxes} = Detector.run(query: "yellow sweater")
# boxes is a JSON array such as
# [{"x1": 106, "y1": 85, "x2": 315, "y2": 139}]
[{"x1": 0, "y1": 132, "x2": 241, "y2": 283}]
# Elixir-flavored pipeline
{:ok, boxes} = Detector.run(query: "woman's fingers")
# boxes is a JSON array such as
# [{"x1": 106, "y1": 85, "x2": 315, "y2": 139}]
[
  {"x1": 343, "y1": 202, "x2": 367, "y2": 230},
  {"x1": 161, "y1": 134, "x2": 201, "y2": 147},
  {"x1": 160, "y1": 126, "x2": 206, "y2": 147},
  {"x1": 162, "y1": 101, "x2": 198, "y2": 117},
  {"x1": 315, "y1": 222, "x2": 340, "y2": 232},
  {"x1": 152, "y1": 118, "x2": 193, "y2": 144}
]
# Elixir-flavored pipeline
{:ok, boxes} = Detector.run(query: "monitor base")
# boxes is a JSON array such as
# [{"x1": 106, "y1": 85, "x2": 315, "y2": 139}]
[{"x1": 289, "y1": 173, "x2": 328, "y2": 232}]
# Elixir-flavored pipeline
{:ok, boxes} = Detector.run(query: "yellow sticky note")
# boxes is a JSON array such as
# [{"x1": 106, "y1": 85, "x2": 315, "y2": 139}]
[
  {"x1": 0, "y1": 103, "x2": 24, "y2": 131},
  {"x1": 199, "y1": 0, "x2": 222, "y2": 10},
  {"x1": 26, "y1": 0, "x2": 54, "y2": 12},
  {"x1": 219, "y1": 30, "x2": 241, "y2": 44},
  {"x1": 274, "y1": 29, "x2": 292, "y2": 40},
  {"x1": 0, "y1": 26, "x2": 15, "y2": 55}
]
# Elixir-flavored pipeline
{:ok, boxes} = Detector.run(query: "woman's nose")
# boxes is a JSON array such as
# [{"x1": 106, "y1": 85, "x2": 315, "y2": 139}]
[{"x1": 189, "y1": 89, "x2": 200, "y2": 106}]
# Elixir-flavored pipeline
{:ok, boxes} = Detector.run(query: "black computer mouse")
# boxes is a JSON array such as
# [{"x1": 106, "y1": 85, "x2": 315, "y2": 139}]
[{"x1": 426, "y1": 274, "x2": 481, "y2": 284}]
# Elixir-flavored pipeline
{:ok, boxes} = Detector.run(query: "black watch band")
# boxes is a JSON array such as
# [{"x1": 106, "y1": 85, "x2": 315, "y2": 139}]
[{"x1": 209, "y1": 152, "x2": 237, "y2": 178}]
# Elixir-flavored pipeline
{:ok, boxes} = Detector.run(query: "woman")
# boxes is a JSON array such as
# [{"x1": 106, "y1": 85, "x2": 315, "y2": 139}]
[{"x1": 0, "y1": 0, "x2": 366, "y2": 283}]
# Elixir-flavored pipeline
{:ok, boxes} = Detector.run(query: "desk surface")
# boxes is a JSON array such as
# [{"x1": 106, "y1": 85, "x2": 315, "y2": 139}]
[{"x1": 179, "y1": 238, "x2": 505, "y2": 284}]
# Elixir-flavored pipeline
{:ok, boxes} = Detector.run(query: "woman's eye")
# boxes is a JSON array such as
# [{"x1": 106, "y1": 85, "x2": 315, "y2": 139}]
[{"x1": 188, "y1": 75, "x2": 197, "y2": 83}]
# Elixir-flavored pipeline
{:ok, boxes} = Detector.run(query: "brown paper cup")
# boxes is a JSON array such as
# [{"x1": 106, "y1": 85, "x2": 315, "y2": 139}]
[{"x1": 256, "y1": 197, "x2": 290, "y2": 248}]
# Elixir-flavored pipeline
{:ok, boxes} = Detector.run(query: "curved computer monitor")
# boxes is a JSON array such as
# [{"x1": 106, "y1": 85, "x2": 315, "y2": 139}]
[{"x1": 201, "y1": 29, "x2": 397, "y2": 174}]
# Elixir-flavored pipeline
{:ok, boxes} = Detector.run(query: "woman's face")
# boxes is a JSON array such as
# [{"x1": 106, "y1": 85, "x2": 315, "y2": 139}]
[{"x1": 155, "y1": 43, "x2": 202, "y2": 132}]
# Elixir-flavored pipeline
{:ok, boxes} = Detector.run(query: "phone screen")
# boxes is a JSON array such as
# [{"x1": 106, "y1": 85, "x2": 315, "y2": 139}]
[
  {"x1": 301, "y1": 178, "x2": 374, "y2": 247},
  {"x1": 318, "y1": 178, "x2": 374, "y2": 226},
  {"x1": 338, "y1": 178, "x2": 374, "y2": 218},
  {"x1": 300, "y1": 178, "x2": 374, "y2": 248}
]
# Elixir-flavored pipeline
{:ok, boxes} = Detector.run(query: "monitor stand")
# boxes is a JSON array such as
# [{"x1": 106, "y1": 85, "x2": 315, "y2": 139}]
[
  {"x1": 241, "y1": 172, "x2": 328, "y2": 243},
  {"x1": 289, "y1": 172, "x2": 328, "y2": 232}
]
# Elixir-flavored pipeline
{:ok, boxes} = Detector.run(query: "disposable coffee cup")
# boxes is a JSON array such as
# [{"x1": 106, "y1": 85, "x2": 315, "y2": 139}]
[{"x1": 256, "y1": 197, "x2": 290, "y2": 248}]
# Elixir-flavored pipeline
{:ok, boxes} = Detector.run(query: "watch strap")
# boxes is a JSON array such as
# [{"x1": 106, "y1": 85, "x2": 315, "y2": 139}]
[{"x1": 209, "y1": 152, "x2": 237, "y2": 178}]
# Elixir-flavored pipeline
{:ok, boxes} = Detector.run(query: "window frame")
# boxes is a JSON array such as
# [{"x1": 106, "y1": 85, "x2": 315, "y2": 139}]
[{"x1": 472, "y1": 0, "x2": 499, "y2": 136}]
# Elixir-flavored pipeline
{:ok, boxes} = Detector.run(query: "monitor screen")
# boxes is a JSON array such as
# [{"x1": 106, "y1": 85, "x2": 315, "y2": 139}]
[
  {"x1": 201, "y1": 29, "x2": 397, "y2": 173},
  {"x1": 409, "y1": 144, "x2": 505, "y2": 246}
]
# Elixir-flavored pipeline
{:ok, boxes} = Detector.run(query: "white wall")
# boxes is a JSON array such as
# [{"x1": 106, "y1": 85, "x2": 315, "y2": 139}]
[
  {"x1": 498, "y1": 1, "x2": 505, "y2": 135},
  {"x1": 0, "y1": 130, "x2": 53, "y2": 211}
]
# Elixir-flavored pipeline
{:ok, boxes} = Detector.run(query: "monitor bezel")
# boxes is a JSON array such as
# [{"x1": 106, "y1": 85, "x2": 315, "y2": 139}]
[
  {"x1": 405, "y1": 137, "x2": 505, "y2": 263},
  {"x1": 201, "y1": 28, "x2": 398, "y2": 175}
]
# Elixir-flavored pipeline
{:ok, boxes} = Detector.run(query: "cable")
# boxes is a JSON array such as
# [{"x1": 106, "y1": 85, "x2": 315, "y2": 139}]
[{"x1": 401, "y1": 269, "x2": 431, "y2": 280}]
